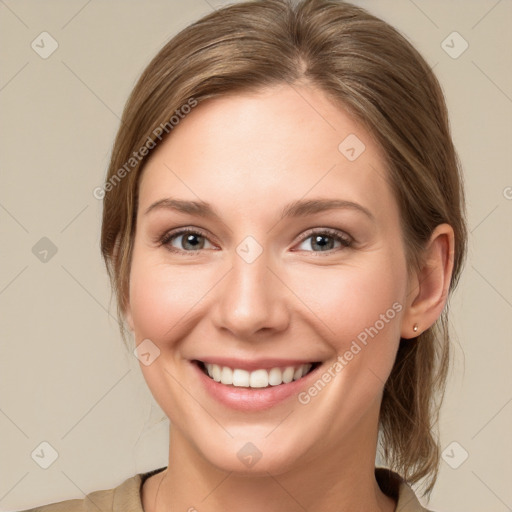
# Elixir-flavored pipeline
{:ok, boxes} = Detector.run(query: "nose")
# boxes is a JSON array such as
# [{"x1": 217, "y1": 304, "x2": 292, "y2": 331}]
[{"x1": 211, "y1": 247, "x2": 290, "y2": 340}]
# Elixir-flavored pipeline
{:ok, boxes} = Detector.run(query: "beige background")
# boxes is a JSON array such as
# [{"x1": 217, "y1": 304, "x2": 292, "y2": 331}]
[{"x1": 1, "y1": 1, "x2": 511, "y2": 510}]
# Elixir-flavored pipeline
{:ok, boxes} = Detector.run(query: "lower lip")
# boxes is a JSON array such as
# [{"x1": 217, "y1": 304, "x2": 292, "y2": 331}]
[{"x1": 192, "y1": 361, "x2": 321, "y2": 411}]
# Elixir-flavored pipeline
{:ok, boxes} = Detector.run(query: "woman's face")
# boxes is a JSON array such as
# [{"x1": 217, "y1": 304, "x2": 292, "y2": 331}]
[{"x1": 126, "y1": 83, "x2": 412, "y2": 474}]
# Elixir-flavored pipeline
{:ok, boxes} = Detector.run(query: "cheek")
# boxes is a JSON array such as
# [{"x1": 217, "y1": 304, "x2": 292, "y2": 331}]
[
  {"x1": 287, "y1": 251, "x2": 407, "y2": 371},
  {"x1": 300, "y1": 255, "x2": 404, "y2": 325},
  {"x1": 129, "y1": 259, "x2": 205, "y2": 341}
]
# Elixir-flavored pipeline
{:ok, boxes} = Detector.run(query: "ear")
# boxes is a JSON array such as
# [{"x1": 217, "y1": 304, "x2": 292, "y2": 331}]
[{"x1": 401, "y1": 223, "x2": 455, "y2": 339}]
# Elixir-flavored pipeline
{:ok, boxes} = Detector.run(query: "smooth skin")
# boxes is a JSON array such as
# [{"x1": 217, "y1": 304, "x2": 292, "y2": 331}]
[{"x1": 124, "y1": 82, "x2": 454, "y2": 512}]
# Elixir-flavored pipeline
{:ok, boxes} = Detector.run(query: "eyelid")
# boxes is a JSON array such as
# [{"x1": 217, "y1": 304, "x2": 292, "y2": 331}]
[
  {"x1": 158, "y1": 226, "x2": 353, "y2": 254},
  {"x1": 158, "y1": 226, "x2": 217, "y2": 252},
  {"x1": 294, "y1": 227, "x2": 353, "y2": 246}
]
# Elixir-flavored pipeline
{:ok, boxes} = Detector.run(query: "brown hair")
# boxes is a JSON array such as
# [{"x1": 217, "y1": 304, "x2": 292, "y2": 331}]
[{"x1": 100, "y1": 0, "x2": 467, "y2": 496}]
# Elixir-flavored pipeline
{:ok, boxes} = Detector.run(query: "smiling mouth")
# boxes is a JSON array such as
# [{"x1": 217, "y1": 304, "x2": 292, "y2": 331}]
[{"x1": 195, "y1": 360, "x2": 321, "y2": 388}]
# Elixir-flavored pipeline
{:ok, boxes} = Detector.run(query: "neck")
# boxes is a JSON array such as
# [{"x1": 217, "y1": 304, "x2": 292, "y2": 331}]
[{"x1": 147, "y1": 412, "x2": 396, "y2": 512}]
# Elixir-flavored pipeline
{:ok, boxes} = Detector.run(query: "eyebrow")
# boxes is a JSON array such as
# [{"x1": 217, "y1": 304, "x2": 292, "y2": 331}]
[{"x1": 144, "y1": 197, "x2": 375, "y2": 222}]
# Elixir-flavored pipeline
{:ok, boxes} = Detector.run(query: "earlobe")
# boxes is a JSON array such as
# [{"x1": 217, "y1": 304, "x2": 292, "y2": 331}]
[{"x1": 401, "y1": 223, "x2": 455, "y2": 339}]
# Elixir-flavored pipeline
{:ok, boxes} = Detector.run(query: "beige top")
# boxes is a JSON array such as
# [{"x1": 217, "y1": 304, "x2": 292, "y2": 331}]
[{"x1": 19, "y1": 467, "x2": 434, "y2": 511}]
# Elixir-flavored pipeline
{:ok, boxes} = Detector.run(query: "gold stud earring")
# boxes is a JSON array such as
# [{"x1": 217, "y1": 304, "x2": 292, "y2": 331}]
[{"x1": 413, "y1": 324, "x2": 419, "y2": 333}]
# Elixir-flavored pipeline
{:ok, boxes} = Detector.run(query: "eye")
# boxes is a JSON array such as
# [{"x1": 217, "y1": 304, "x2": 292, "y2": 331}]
[
  {"x1": 159, "y1": 228, "x2": 216, "y2": 253},
  {"x1": 294, "y1": 228, "x2": 352, "y2": 254},
  {"x1": 158, "y1": 227, "x2": 352, "y2": 255}
]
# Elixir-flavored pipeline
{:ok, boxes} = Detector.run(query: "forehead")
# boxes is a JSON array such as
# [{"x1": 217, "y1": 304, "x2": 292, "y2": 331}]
[{"x1": 138, "y1": 84, "x2": 396, "y2": 223}]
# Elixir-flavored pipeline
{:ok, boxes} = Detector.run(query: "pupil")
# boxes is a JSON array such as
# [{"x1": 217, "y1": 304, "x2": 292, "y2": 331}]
[
  {"x1": 184, "y1": 234, "x2": 202, "y2": 249},
  {"x1": 313, "y1": 234, "x2": 333, "y2": 251}
]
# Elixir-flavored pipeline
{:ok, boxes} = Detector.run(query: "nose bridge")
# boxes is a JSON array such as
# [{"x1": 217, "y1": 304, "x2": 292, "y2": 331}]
[{"x1": 213, "y1": 236, "x2": 288, "y2": 337}]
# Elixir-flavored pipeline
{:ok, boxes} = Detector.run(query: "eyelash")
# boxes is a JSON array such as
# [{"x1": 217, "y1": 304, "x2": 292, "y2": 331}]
[{"x1": 158, "y1": 227, "x2": 353, "y2": 256}]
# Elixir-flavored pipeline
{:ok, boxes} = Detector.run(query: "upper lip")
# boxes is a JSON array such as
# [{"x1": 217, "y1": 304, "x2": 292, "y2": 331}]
[{"x1": 193, "y1": 357, "x2": 320, "y2": 371}]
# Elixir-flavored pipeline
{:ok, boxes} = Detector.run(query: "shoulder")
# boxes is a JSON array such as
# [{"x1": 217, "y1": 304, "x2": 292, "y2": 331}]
[
  {"x1": 375, "y1": 467, "x2": 437, "y2": 512},
  {"x1": 16, "y1": 469, "x2": 157, "y2": 512}
]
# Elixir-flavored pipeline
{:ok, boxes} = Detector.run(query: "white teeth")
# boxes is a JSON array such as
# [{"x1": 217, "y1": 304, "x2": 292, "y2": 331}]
[
  {"x1": 268, "y1": 367, "x2": 283, "y2": 386},
  {"x1": 282, "y1": 366, "x2": 295, "y2": 383},
  {"x1": 300, "y1": 363, "x2": 313, "y2": 378},
  {"x1": 203, "y1": 363, "x2": 314, "y2": 388},
  {"x1": 220, "y1": 366, "x2": 233, "y2": 385},
  {"x1": 232, "y1": 369, "x2": 250, "y2": 387},
  {"x1": 211, "y1": 364, "x2": 221, "y2": 382},
  {"x1": 249, "y1": 369, "x2": 268, "y2": 388}
]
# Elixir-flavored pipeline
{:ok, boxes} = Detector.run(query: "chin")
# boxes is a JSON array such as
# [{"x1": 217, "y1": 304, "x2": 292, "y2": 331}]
[{"x1": 192, "y1": 431, "x2": 312, "y2": 477}]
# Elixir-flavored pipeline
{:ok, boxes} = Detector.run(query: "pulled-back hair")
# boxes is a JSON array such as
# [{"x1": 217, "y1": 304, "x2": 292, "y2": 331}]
[{"x1": 100, "y1": 0, "x2": 467, "y2": 495}]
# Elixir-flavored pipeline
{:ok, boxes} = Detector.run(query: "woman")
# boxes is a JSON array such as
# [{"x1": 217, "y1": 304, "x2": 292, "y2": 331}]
[{"x1": 20, "y1": 0, "x2": 467, "y2": 510}]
